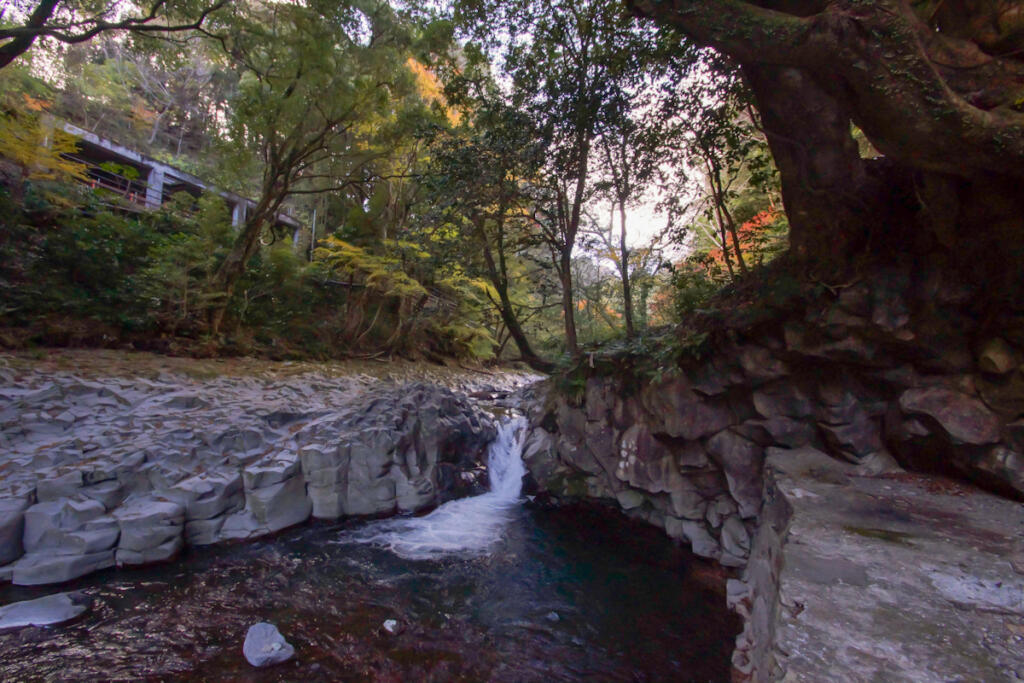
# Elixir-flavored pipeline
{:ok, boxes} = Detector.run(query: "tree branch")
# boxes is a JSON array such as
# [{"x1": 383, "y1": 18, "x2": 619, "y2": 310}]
[{"x1": 629, "y1": 0, "x2": 1024, "y2": 179}]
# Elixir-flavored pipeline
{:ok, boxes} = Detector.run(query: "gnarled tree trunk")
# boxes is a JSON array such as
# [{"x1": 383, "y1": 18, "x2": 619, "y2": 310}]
[{"x1": 629, "y1": 0, "x2": 1024, "y2": 289}]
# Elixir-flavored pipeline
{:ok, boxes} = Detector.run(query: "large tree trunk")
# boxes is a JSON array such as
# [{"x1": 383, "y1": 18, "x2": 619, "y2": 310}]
[
  {"x1": 741, "y1": 64, "x2": 913, "y2": 273},
  {"x1": 559, "y1": 135, "x2": 590, "y2": 356},
  {"x1": 493, "y1": 283, "x2": 554, "y2": 373},
  {"x1": 559, "y1": 249, "x2": 579, "y2": 354},
  {"x1": 474, "y1": 220, "x2": 554, "y2": 373},
  {"x1": 628, "y1": 0, "x2": 1024, "y2": 288}
]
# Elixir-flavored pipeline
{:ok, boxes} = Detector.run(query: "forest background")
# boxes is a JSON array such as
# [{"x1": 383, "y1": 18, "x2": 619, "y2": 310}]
[{"x1": 0, "y1": 0, "x2": 791, "y2": 369}]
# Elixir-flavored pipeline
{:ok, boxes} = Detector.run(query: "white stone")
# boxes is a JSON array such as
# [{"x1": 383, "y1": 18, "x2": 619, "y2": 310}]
[{"x1": 243, "y1": 622, "x2": 294, "y2": 667}]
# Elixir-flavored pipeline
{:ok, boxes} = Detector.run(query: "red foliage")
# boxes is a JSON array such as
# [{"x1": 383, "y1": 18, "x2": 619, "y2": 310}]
[{"x1": 703, "y1": 210, "x2": 778, "y2": 268}]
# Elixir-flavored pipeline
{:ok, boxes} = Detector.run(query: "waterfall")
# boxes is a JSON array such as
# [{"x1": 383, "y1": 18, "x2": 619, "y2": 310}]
[
  {"x1": 481, "y1": 415, "x2": 527, "y2": 501},
  {"x1": 344, "y1": 416, "x2": 527, "y2": 560}
]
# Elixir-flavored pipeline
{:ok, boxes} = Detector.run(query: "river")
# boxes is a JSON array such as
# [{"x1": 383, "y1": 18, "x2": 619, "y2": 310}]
[{"x1": 0, "y1": 416, "x2": 738, "y2": 682}]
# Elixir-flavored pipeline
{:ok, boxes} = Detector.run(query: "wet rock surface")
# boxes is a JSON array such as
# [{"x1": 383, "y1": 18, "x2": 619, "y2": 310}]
[
  {"x1": 0, "y1": 351, "x2": 535, "y2": 585},
  {"x1": 0, "y1": 591, "x2": 90, "y2": 630},
  {"x1": 735, "y1": 447, "x2": 1024, "y2": 682}
]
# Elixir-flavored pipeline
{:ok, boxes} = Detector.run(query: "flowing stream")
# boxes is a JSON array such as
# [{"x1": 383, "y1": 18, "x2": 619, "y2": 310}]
[
  {"x1": 345, "y1": 416, "x2": 527, "y2": 560},
  {"x1": 0, "y1": 415, "x2": 739, "y2": 682}
]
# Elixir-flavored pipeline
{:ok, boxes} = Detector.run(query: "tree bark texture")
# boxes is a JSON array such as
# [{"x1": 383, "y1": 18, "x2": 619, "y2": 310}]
[{"x1": 628, "y1": 0, "x2": 1024, "y2": 284}]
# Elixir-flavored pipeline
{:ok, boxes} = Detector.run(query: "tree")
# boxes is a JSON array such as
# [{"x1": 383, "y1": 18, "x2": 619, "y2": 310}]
[
  {"x1": 422, "y1": 93, "x2": 556, "y2": 372},
  {"x1": 628, "y1": 0, "x2": 1024, "y2": 288},
  {"x1": 49, "y1": 37, "x2": 232, "y2": 165},
  {"x1": 0, "y1": 108, "x2": 87, "y2": 200},
  {"x1": 457, "y1": 0, "x2": 677, "y2": 355},
  {"x1": 594, "y1": 95, "x2": 667, "y2": 337},
  {"x1": 0, "y1": 0, "x2": 227, "y2": 70},
  {"x1": 204, "y1": 0, "x2": 440, "y2": 334}
]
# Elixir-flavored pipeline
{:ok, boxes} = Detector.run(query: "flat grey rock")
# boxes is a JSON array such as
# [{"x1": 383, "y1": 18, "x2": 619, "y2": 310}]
[
  {"x1": 12, "y1": 549, "x2": 115, "y2": 585},
  {"x1": 116, "y1": 535, "x2": 183, "y2": 566},
  {"x1": 0, "y1": 498, "x2": 29, "y2": 565},
  {"x1": 114, "y1": 498, "x2": 184, "y2": 552},
  {"x1": 0, "y1": 591, "x2": 90, "y2": 630},
  {"x1": 246, "y1": 475, "x2": 311, "y2": 533},
  {"x1": 758, "y1": 447, "x2": 1024, "y2": 682}
]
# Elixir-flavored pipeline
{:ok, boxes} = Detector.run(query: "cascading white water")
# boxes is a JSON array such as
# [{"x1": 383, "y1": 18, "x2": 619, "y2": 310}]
[{"x1": 344, "y1": 416, "x2": 527, "y2": 560}]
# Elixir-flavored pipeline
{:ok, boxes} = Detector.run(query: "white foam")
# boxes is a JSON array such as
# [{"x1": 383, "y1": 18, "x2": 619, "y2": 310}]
[{"x1": 345, "y1": 416, "x2": 527, "y2": 560}]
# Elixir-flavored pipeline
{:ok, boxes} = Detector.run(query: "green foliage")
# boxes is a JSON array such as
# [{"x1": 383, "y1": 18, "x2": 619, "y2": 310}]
[
  {"x1": 0, "y1": 181, "x2": 154, "y2": 329},
  {"x1": 668, "y1": 258, "x2": 725, "y2": 321},
  {"x1": 134, "y1": 194, "x2": 233, "y2": 333},
  {"x1": 316, "y1": 236, "x2": 427, "y2": 300},
  {"x1": 0, "y1": 0, "x2": 798, "y2": 368},
  {"x1": 98, "y1": 162, "x2": 140, "y2": 182}
]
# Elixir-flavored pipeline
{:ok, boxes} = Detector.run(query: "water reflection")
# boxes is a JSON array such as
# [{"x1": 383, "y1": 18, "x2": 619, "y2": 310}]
[{"x1": 0, "y1": 505, "x2": 738, "y2": 682}]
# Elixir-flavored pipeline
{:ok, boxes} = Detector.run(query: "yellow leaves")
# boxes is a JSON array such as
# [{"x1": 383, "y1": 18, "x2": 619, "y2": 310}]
[
  {"x1": 130, "y1": 98, "x2": 158, "y2": 126},
  {"x1": 0, "y1": 112, "x2": 88, "y2": 183},
  {"x1": 21, "y1": 93, "x2": 50, "y2": 112},
  {"x1": 383, "y1": 239, "x2": 431, "y2": 260},
  {"x1": 437, "y1": 272, "x2": 499, "y2": 305},
  {"x1": 315, "y1": 236, "x2": 427, "y2": 300},
  {"x1": 407, "y1": 58, "x2": 443, "y2": 103},
  {"x1": 405, "y1": 57, "x2": 460, "y2": 125}
]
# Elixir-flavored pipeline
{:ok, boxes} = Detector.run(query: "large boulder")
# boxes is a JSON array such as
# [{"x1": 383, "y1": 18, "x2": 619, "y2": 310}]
[
  {"x1": 35, "y1": 470, "x2": 85, "y2": 502},
  {"x1": 300, "y1": 445, "x2": 347, "y2": 519},
  {"x1": 113, "y1": 498, "x2": 185, "y2": 566},
  {"x1": 706, "y1": 430, "x2": 764, "y2": 519},
  {"x1": 641, "y1": 377, "x2": 734, "y2": 441},
  {"x1": 899, "y1": 387, "x2": 1001, "y2": 445},
  {"x1": 22, "y1": 499, "x2": 118, "y2": 555},
  {"x1": 243, "y1": 453, "x2": 301, "y2": 491},
  {"x1": 11, "y1": 550, "x2": 115, "y2": 585},
  {"x1": 616, "y1": 424, "x2": 688, "y2": 493},
  {"x1": 0, "y1": 591, "x2": 91, "y2": 630},
  {"x1": 166, "y1": 469, "x2": 244, "y2": 521},
  {"x1": 246, "y1": 475, "x2": 311, "y2": 533},
  {"x1": 0, "y1": 498, "x2": 30, "y2": 565}
]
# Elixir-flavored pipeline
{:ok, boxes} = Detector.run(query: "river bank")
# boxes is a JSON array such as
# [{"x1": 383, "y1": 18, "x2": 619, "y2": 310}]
[
  {"x1": 0, "y1": 350, "x2": 537, "y2": 585},
  {"x1": 0, "y1": 351, "x2": 740, "y2": 681}
]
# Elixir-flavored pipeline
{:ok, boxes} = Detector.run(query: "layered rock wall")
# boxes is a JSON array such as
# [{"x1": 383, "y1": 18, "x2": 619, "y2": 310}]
[
  {"x1": 522, "y1": 268, "x2": 1024, "y2": 681},
  {"x1": 0, "y1": 375, "x2": 497, "y2": 586}
]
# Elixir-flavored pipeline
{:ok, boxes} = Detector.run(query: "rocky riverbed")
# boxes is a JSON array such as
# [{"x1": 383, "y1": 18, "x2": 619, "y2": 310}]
[
  {"x1": 0, "y1": 351, "x2": 739, "y2": 681},
  {"x1": 0, "y1": 350, "x2": 537, "y2": 586},
  {"x1": 737, "y1": 447, "x2": 1024, "y2": 682}
]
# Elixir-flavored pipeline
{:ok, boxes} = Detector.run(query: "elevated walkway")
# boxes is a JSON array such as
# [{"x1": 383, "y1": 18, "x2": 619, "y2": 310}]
[{"x1": 48, "y1": 117, "x2": 301, "y2": 232}]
